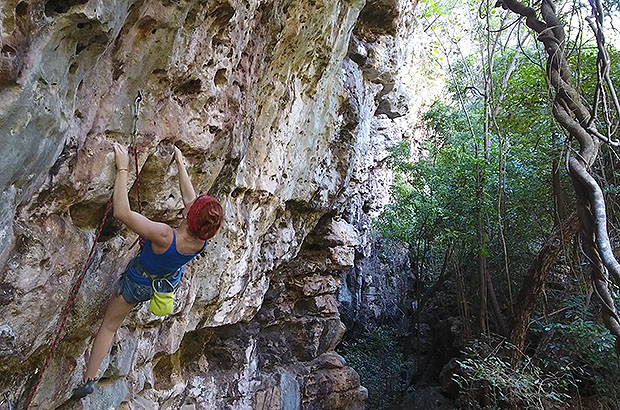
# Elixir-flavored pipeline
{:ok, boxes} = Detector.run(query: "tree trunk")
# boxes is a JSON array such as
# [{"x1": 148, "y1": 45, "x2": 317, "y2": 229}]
[
  {"x1": 488, "y1": 273, "x2": 508, "y2": 336},
  {"x1": 477, "y1": 218, "x2": 489, "y2": 335},
  {"x1": 455, "y1": 256, "x2": 471, "y2": 341},
  {"x1": 552, "y1": 157, "x2": 567, "y2": 225},
  {"x1": 509, "y1": 212, "x2": 580, "y2": 363}
]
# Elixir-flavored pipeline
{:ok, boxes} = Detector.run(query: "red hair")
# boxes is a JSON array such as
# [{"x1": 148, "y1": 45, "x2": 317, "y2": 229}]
[{"x1": 187, "y1": 195, "x2": 224, "y2": 240}]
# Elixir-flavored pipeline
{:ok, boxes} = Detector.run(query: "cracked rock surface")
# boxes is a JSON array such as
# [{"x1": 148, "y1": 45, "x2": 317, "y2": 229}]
[{"x1": 0, "y1": 0, "x2": 422, "y2": 407}]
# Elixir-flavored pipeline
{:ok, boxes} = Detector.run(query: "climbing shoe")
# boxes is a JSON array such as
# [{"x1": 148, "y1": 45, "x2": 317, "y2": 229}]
[{"x1": 71, "y1": 379, "x2": 95, "y2": 400}]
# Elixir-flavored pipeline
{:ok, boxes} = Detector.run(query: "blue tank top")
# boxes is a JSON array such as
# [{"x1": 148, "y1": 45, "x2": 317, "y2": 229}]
[{"x1": 131, "y1": 230, "x2": 207, "y2": 286}]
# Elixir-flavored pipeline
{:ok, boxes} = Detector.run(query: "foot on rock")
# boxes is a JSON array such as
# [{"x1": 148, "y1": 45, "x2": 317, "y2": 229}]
[{"x1": 71, "y1": 379, "x2": 95, "y2": 400}]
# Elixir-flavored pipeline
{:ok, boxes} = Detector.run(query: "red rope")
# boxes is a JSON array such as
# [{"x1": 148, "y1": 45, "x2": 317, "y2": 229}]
[
  {"x1": 26, "y1": 93, "x2": 144, "y2": 407},
  {"x1": 129, "y1": 145, "x2": 145, "y2": 250},
  {"x1": 24, "y1": 197, "x2": 114, "y2": 410},
  {"x1": 130, "y1": 146, "x2": 142, "y2": 215}
]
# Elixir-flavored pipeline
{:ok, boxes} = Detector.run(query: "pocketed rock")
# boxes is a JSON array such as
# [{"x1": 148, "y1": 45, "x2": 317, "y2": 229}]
[{"x1": 0, "y1": 0, "x2": 425, "y2": 407}]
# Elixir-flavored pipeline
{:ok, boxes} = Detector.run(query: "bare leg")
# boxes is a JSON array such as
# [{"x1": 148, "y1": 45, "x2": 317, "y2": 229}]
[{"x1": 84, "y1": 294, "x2": 135, "y2": 380}]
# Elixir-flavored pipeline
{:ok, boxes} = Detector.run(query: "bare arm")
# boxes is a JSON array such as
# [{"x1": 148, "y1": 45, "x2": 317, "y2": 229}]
[
  {"x1": 174, "y1": 146, "x2": 197, "y2": 208},
  {"x1": 112, "y1": 143, "x2": 172, "y2": 247}
]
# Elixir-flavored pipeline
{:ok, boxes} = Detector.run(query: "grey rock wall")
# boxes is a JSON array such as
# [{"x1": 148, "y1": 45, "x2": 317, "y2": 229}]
[{"x1": 0, "y1": 0, "x2": 420, "y2": 408}]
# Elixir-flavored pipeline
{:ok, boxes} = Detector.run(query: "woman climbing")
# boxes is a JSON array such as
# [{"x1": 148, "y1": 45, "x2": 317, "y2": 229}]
[{"x1": 71, "y1": 143, "x2": 224, "y2": 399}]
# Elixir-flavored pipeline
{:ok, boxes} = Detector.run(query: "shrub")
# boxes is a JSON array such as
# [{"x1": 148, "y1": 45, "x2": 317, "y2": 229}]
[
  {"x1": 453, "y1": 338, "x2": 575, "y2": 409},
  {"x1": 338, "y1": 326, "x2": 409, "y2": 409},
  {"x1": 538, "y1": 319, "x2": 620, "y2": 407}
]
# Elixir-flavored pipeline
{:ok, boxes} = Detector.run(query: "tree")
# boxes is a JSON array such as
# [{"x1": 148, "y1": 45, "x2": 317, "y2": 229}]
[{"x1": 496, "y1": 0, "x2": 620, "y2": 358}]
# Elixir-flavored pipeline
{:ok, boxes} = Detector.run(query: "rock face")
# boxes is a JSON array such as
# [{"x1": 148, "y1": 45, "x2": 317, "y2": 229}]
[
  {"x1": 338, "y1": 235, "x2": 413, "y2": 336},
  {"x1": 0, "y1": 0, "x2": 420, "y2": 408}
]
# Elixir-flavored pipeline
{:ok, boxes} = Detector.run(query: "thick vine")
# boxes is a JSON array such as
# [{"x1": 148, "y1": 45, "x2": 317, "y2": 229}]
[{"x1": 496, "y1": 0, "x2": 620, "y2": 356}]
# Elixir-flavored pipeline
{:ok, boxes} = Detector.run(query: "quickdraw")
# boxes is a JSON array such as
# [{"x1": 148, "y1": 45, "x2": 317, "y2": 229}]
[{"x1": 128, "y1": 90, "x2": 145, "y2": 251}]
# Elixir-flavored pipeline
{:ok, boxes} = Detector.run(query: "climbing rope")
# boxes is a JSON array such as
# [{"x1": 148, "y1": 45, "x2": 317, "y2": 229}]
[
  {"x1": 24, "y1": 199, "x2": 114, "y2": 410},
  {"x1": 24, "y1": 91, "x2": 144, "y2": 409}
]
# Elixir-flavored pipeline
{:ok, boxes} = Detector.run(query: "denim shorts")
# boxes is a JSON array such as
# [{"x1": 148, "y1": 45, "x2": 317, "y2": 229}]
[
  {"x1": 117, "y1": 264, "x2": 179, "y2": 305},
  {"x1": 117, "y1": 272, "x2": 153, "y2": 305}
]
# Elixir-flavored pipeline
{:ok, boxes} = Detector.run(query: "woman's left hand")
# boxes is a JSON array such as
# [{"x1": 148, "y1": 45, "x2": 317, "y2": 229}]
[
  {"x1": 173, "y1": 146, "x2": 184, "y2": 164},
  {"x1": 114, "y1": 143, "x2": 130, "y2": 170}
]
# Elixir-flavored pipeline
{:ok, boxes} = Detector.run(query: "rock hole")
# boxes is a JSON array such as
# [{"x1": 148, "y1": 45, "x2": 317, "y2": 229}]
[
  {"x1": 98, "y1": 217, "x2": 122, "y2": 242},
  {"x1": 0, "y1": 282, "x2": 15, "y2": 306},
  {"x1": 136, "y1": 16, "x2": 158, "y2": 39},
  {"x1": 74, "y1": 110, "x2": 83, "y2": 118},
  {"x1": 39, "y1": 258, "x2": 51, "y2": 270},
  {"x1": 16, "y1": 2, "x2": 28, "y2": 17},
  {"x1": 184, "y1": 7, "x2": 198, "y2": 26},
  {"x1": 113, "y1": 64, "x2": 123, "y2": 81},
  {"x1": 206, "y1": 59, "x2": 214, "y2": 67},
  {"x1": 77, "y1": 21, "x2": 91, "y2": 29},
  {"x1": 214, "y1": 69, "x2": 227, "y2": 86},
  {"x1": 174, "y1": 79, "x2": 202, "y2": 95},
  {"x1": 212, "y1": 4, "x2": 235, "y2": 27},
  {"x1": 349, "y1": 52, "x2": 367, "y2": 66},
  {"x1": 355, "y1": 0, "x2": 398, "y2": 38},
  {"x1": 70, "y1": 201, "x2": 121, "y2": 240},
  {"x1": 91, "y1": 33, "x2": 108, "y2": 45},
  {"x1": 230, "y1": 187, "x2": 244, "y2": 198},
  {"x1": 75, "y1": 42, "x2": 86, "y2": 55},
  {"x1": 1, "y1": 45, "x2": 16, "y2": 58},
  {"x1": 49, "y1": 152, "x2": 63, "y2": 175},
  {"x1": 153, "y1": 355, "x2": 175, "y2": 390},
  {"x1": 69, "y1": 63, "x2": 77, "y2": 74},
  {"x1": 44, "y1": 0, "x2": 88, "y2": 16},
  {"x1": 208, "y1": 125, "x2": 218, "y2": 134},
  {"x1": 227, "y1": 96, "x2": 239, "y2": 111},
  {"x1": 232, "y1": 80, "x2": 244, "y2": 92}
]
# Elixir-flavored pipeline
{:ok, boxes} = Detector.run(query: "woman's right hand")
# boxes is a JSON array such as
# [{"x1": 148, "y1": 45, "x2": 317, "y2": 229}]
[{"x1": 114, "y1": 143, "x2": 130, "y2": 170}]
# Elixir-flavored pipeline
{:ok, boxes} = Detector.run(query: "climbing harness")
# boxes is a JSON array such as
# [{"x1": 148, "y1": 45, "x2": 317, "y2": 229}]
[
  {"x1": 2, "y1": 394, "x2": 13, "y2": 410},
  {"x1": 24, "y1": 91, "x2": 144, "y2": 410}
]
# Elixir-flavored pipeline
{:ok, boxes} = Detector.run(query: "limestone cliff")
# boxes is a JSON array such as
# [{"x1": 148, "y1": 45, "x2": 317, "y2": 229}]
[{"x1": 0, "y1": 0, "x2": 419, "y2": 408}]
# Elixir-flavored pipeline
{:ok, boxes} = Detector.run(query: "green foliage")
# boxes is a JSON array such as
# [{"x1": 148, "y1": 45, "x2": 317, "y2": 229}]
[
  {"x1": 532, "y1": 304, "x2": 620, "y2": 406},
  {"x1": 374, "y1": 3, "x2": 620, "y2": 406},
  {"x1": 454, "y1": 339, "x2": 575, "y2": 410},
  {"x1": 338, "y1": 327, "x2": 409, "y2": 410},
  {"x1": 419, "y1": 0, "x2": 460, "y2": 18},
  {"x1": 603, "y1": 0, "x2": 620, "y2": 13},
  {"x1": 376, "y1": 77, "x2": 557, "y2": 281}
]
